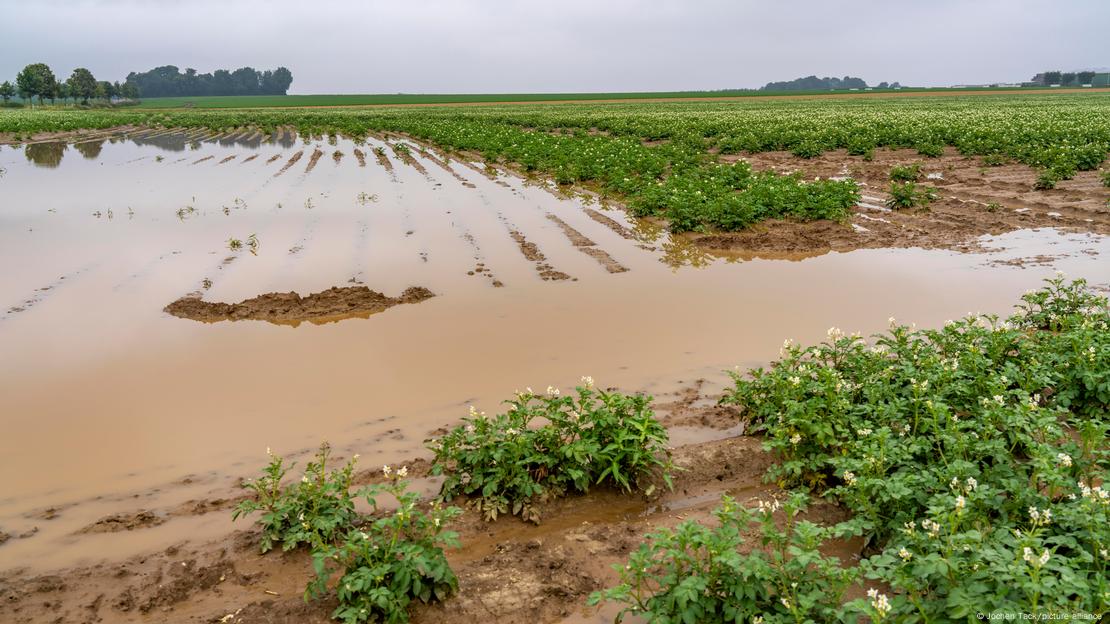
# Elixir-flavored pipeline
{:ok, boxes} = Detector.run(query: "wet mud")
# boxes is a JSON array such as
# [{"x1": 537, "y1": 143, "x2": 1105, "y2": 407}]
[
  {"x1": 273, "y1": 150, "x2": 304, "y2": 177},
  {"x1": 547, "y1": 214, "x2": 629, "y2": 274},
  {"x1": 164, "y1": 286, "x2": 435, "y2": 325},
  {"x1": 0, "y1": 389, "x2": 827, "y2": 624},
  {"x1": 509, "y1": 230, "x2": 573, "y2": 281}
]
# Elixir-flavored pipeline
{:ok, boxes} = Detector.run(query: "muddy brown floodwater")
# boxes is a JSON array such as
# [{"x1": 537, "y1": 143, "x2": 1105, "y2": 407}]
[{"x1": 0, "y1": 131, "x2": 1107, "y2": 623}]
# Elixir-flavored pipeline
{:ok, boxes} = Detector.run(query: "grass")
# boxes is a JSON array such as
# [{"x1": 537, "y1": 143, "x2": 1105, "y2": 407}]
[{"x1": 127, "y1": 86, "x2": 1087, "y2": 109}]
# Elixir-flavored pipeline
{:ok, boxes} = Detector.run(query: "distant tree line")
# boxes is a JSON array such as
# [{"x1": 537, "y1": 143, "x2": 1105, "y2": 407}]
[
  {"x1": 759, "y1": 75, "x2": 900, "y2": 91},
  {"x1": 123, "y1": 66, "x2": 293, "y2": 98},
  {"x1": 1030, "y1": 71, "x2": 1097, "y2": 86},
  {"x1": 1, "y1": 62, "x2": 138, "y2": 107}
]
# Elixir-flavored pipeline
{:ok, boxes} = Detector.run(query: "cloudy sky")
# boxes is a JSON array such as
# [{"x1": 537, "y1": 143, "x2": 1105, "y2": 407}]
[{"x1": 1, "y1": 0, "x2": 1107, "y2": 93}]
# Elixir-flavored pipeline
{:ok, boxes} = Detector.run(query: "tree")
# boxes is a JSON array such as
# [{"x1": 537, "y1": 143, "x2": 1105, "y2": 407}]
[
  {"x1": 760, "y1": 75, "x2": 874, "y2": 92},
  {"x1": 261, "y1": 67, "x2": 293, "y2": 94},
  {"x1": 120, "y1": 82, "x2": 139, "y2": 100},
  {"x1": 0, "y1": 81, "x2": 15, "y2": 103},
  {"x1": 123, "y1": 65, "x2": 293, "y2": 97},
  {"x1": 1061, "y1": 72, "x2": 1077, "y2": 86},
  {"x1": 16, "y1": 63, "x2": 56, "y2": 106},
  {"x1": 67, "y1": 67, "x2": 98, "y2": 103},
  {"x1": 1077, "y1": 71, "x2": 1095, "y2": 85},
  {"x1": 1042, "y1": 71, "x2": 1062, "y2": 85}
]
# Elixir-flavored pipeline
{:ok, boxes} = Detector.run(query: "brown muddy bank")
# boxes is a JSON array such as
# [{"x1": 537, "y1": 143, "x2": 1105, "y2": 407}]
[{"x1": 164, "y1": 286, "x2": 435, "y2": 325}]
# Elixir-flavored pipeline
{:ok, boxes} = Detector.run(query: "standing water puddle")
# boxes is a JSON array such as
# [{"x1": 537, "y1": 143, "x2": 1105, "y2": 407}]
[{"x1": 0, "y1": 131, "x2": 1108, "y2": 573}]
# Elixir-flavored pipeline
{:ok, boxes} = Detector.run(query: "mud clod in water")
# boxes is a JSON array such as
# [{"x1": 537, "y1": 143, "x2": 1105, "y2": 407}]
[
  {"x1": 164, "y1": 286, "x2": 435, "y2": 325},
  {"x1": 78, "y1": 510, "x2": 164, "y2": 534},
  {"x1": 509, "y1": 231, "x2": 572, "y2": 281}
]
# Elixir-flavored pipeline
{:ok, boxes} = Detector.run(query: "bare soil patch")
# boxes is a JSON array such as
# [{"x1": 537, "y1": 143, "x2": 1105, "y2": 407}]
[
  {"x1": 509, "y1": 231, "x2": 573, "y2": 281},
  {"x1": 164, "y1": 286, "x2": 435, "y2": 325},
  {"x1": 304, "y1": 148, "x2": 325, "y2": 173},
  {"x1": 546, "y1": 214, "x2": 629, "y2": 273},
  {"x1": 78, "y1": 510, "x2": 165, "y2": 534},
  {"x1": 273, "y1": 150, "x2": 304, "y2": 177},
  {"x1": 352, "y1": 148, "x2": 366, "y2": 167},
  {"x1": 392, "y1": 146, "x2": 429, "y2": 175},
  {"x1": 374, "y1": 148, "x2": 393, "y2": 172},
  {"x1": 583, "y1": 207, "x2": 636, "y2": 240}
]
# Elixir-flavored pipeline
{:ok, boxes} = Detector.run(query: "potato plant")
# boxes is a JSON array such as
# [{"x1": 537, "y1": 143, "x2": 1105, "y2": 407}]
[
  {"x1": 307, "y1": 470, "x2": 461, "y2": 624},
  {"x1": 889, "y1": 163, "x2": 922, "y2": 182},
  {"x1": 589, "y1": 492, "x2": 861, "y2": 623},
  {"x1": 234, "y1": 446, "x2": 462, "y2": 624},
  {"x1": 885, "y1": 181, "x2": 937, "y2": 209},
  {"x1": 428, "y1": 380, "x2": 674, "y2": 523},
  {"x1": 233, "y1": 442, "x2": 359, "y2": 553}
]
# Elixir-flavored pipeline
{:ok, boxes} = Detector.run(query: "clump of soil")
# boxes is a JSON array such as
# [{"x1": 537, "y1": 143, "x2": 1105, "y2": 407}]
[
  {"x1": 164, "y1": 286, "x2": 435, "y2": 325},
  {"x1": 273, "y1": 150, "x2": 304, "y2": 177},
  {"x1": 583, "y1": 207, "x2": 636, "y2": 240},
  {"x1": 374, "y1": 148, "x2": 393, "y2": 172},
  {"x1": 509, "y1": 231, "x2": 572, "y2": 281},
  {"x1": 546, "y1": 214, "x2": 629, "y2": 274},
  {"x1": 0, "y1": 530, "x2": 9, "y2": 546},
  {"x1": 304, "y1": 148, "x2": 325, "y2": 173},
  {"x1": 78, "y1": 510, "x2": 164, "y2": 534}
]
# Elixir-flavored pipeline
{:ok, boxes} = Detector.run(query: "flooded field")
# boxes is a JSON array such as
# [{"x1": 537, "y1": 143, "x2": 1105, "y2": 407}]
[{"x1": 1, "y1": 130, "x2": 1108, "y2": 622}]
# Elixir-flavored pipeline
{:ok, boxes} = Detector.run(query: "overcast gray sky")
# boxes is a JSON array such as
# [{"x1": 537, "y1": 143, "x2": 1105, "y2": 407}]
[{"x1": 1, "y1": 0, "x2": 1107, "y2": 93}]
